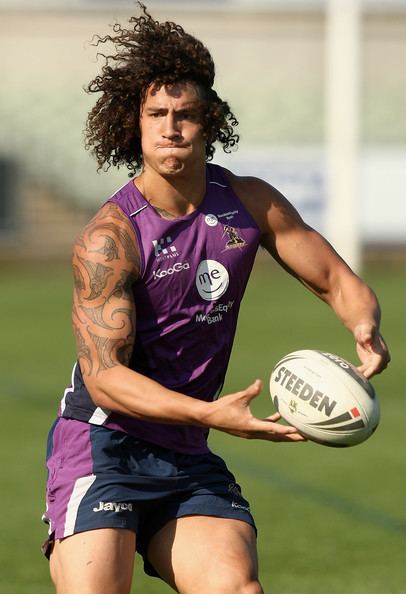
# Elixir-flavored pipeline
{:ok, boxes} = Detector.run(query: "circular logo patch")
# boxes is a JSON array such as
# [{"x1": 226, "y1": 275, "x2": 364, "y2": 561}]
[
  {"x1": 204, "y1": 213, "x2": 218, "y2": 227},
  {"x1": 195, "y1": 260, "x2": 229, "y2": 301}
]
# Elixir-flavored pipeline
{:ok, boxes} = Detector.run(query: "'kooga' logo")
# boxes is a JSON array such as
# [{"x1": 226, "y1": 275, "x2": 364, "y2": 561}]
[
  {"x1": 153, "y1": 262, "x2": 190, "y2": 280},
  {"x1": 196, "y1": 260, "x2": 229, "y2": 301}
]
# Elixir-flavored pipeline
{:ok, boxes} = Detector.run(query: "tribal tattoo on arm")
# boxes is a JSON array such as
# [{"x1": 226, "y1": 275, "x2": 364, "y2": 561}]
[{"x1": 72, "y1": 203, "x2": 140, "y2": 377}]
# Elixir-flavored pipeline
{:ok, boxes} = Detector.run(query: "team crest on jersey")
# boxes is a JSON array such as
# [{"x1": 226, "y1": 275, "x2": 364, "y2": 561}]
[{"x1": 223, "y1": 225, "x2": 246, "y2": 250}]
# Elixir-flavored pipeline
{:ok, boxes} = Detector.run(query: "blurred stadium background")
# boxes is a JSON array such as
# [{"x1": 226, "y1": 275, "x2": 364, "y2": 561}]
[
  {"x1": 0, "y1": 1, "x2": 405, "y2": 594},
  {"x1": 0, "y1": 0, "x2": 405, "y2": 262}
]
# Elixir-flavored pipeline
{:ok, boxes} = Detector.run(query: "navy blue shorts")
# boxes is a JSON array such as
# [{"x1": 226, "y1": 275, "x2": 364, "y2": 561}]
[{"x1": 42, "y1": 418, "x2": 256, "y2": 577}]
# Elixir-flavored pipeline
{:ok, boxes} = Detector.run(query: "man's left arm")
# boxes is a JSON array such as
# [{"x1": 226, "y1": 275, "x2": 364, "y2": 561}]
[
  {"x1": 230, "y1": 173, "x2": 390, "y2": 378},
  {"x1": 269, "y1": 223, "x2": 390, "y2": 379}
]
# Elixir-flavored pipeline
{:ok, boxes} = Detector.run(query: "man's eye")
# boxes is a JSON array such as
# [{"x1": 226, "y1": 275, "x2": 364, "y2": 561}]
[{"x1": 180, "y1": 112, "x2": 196, "y2": 121}]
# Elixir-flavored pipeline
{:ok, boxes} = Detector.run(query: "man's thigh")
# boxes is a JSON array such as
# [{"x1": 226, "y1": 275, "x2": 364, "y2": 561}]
[
  {"x1": 147, "y1": 516, "x2": 263, "y2": 594},
  {"x1": 50, "y1": 528, "x2": 136, "y2": 594}
]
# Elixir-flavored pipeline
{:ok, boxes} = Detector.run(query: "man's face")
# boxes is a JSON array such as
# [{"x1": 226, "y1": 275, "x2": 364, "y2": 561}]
[{"x1": 139, "y1": 81, "x2": 207, "y2": 176}]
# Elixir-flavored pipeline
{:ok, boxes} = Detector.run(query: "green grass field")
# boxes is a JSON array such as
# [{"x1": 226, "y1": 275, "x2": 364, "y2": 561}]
[{"x1": 0, "y1": 258, "x2": 405, "y2": 594}]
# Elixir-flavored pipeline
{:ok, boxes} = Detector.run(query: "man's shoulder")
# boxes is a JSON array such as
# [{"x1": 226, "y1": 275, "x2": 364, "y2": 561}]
[
  {"x1": 88, "y1": 201, "x2": 132, "y2": 229},
  {"x1": 215, "y1": 165, "x2": 280, "y2": 206},
  {"x1": 211, "y1": 164, "x2": 295, "y2": 235},
  {"x1": 73, "y1": 202, "x2": 137, "y2": 254},
  {"x1": 72, "y1": 200, "x2": 141, "y2": 276}
]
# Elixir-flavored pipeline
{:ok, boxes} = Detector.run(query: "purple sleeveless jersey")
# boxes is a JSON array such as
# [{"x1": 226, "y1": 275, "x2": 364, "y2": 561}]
[{"x1": 60, "y1": 164, "x2": 261, "y2": 453}]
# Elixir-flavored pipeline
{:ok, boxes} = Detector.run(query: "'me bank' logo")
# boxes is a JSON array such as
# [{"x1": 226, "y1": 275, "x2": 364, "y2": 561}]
[{"x1": 196, "y1": 260, "x2": 229, "y2": 301}]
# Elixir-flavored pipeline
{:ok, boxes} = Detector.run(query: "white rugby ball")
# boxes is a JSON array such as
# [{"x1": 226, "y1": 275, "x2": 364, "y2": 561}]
[{"x1": 269, "y1": 350, "x2": 380, "y2": 447}]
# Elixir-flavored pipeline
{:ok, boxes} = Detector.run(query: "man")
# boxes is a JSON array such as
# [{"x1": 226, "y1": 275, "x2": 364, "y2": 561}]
[{"x1": 42, "y1": 5, "x2": 390, "y2": 594}]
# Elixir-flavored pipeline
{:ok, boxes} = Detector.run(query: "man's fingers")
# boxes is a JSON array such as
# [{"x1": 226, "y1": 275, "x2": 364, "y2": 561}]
[
  {"x1": 240, "y1": 379, "x2": 263, "y2": 402},
  {"x1": 253, "y1": 418, "x2": 300, "y2": 435},
  {"x1": 249, "y1": 421, "x2": 307, "y2": 441},
  {"x1": 220, "y1": 380, "x2": 307, "y2": 442},
  {"x1": 268, "y1": 432, "x2": 307, "y2": 442},
  {"x1": 356, "y1": 363, "x2": 374, "y2": 379},
  {"x1": 265, "y1": 412, "x2": 282, "y2": 422}
]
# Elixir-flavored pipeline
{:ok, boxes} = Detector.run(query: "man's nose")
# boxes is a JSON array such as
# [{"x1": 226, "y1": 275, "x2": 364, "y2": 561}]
[{"x1": 163, "y1": 114, "x2": 181, "y2": 138}]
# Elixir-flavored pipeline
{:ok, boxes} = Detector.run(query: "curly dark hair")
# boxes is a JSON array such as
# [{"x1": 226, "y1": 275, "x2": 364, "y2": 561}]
[{"x1": 85, "y1": 3, "x2": 239, "y2": 174}]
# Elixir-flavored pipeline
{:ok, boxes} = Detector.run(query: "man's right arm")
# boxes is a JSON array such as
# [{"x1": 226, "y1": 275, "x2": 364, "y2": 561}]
[{"x1": 72, "y1": 202, "x2": 304, "y2": 442}]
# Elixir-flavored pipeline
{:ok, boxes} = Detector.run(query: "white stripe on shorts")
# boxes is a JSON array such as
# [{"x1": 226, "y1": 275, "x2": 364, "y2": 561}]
[
  {"x1": 60, "y1": 362, "x2": 78, "y2": 415},
  {"x1": 63, "y1": 474, "x2": 97, "y2": 537},
  {"x1": 88, "y1": 406, "x2": 111, "y2": 425}
]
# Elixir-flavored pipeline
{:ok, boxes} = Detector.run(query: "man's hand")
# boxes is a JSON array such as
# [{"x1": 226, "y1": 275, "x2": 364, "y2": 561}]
[
  {"x1": 354, "y1": 323, "x2": 391, "y2": 379},
  {"x1": 204, "y1": 380, "x2": 306, "y2": 442}
]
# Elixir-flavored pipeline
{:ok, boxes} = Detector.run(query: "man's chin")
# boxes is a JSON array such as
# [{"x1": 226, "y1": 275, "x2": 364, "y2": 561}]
[{"x1": 160, "y1": 157, "x2": 185, "y2": 175}]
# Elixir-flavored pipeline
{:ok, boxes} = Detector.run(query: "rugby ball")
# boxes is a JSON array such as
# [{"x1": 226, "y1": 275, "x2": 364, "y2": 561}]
[{"x1": 269, "y1": 350, "x2": 380, "y2": 447}]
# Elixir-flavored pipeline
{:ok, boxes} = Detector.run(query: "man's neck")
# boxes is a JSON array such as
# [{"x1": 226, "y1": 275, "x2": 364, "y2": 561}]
[{"x1": 134, "y1": 163, "x2": 207, "y2": 219}]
